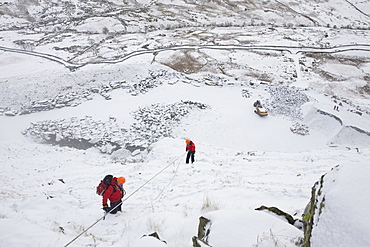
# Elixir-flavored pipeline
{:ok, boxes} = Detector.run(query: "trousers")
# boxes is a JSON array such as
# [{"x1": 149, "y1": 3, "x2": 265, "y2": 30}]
[
  {"x1": 109, "y1": 199, "x2": 122, "y2": 214},
  {"x1": 186, "y1": 151, "x2": 195, "y2": 164}
]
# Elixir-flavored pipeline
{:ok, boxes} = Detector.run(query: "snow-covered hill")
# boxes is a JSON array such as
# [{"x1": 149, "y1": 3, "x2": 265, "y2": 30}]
[
  {"x1": 0, "y1": 62, "x2": 370, "y2": 246},
  {"x1": 0, "y1": 0, "x2": 370, "y2": 246},
  {"x1": 1, "y1": 0, "x2": 370, "y2": 106}
]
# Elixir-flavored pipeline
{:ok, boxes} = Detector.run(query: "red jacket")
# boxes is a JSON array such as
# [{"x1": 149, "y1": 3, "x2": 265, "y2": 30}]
[
  {"x1": 102, "y1": 177, "x2": 123, "y2": 204},
  {"x1": 186, "y1": 141, "x2": 196, "y2": 152}
]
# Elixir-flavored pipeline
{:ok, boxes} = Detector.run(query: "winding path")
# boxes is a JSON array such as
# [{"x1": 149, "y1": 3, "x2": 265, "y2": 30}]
[
  {"x1": 274, "y1": 0, "x2": 320, "y2": 26},
  {"x1": 345, "y1": 0, "x2": 370, "y2": 17},
  {"x1": 1, "y1": 44, "x2": 370, "y2": 71}
]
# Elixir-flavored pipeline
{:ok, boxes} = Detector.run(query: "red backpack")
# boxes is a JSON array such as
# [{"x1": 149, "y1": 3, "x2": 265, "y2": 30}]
[
  {"x1": 96, "y1": 175, "x2": 126, "y2": 196},
  {"x1": 96, "y1": 175, "x2": 113, "y2": 196}
]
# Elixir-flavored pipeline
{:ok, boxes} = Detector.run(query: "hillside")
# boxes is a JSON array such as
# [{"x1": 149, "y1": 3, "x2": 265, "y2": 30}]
[
  {"x1": 0, "y1": 0, "x2": 370, "y2": 246},
  {"x1": 1, "y1": 0, "x2": 370, "y2": 109}
]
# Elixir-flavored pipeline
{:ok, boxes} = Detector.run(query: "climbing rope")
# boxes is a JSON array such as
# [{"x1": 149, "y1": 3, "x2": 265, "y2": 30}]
[
  {"x1": 153, "y1": 153, "x2": 185, "y2": 201},
  {"x1": 64, "y1": 152, "x2": 186, "y2": 247}
]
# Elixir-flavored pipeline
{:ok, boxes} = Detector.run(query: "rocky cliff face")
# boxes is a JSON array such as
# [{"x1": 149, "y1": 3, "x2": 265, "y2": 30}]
[
  {"x1": 191, "y1": 162, "x2": 370, "y2": 247},
  {"x1": 192, "y1": 216, "x2": 211, "y2": 247},
  {"x1": 302, "y1": 169, "x2": 329, "y2": 247},
  {"x1": 302, "y1": 163, "x2": 370, "y2": 247}
]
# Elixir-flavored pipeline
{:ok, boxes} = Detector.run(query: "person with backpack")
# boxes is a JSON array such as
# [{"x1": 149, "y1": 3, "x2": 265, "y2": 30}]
[
  {"x1": 185, "y1": 139, "x2": 196, "y2": 164},
  {"x1": 97, "y1": 175, "x2": 126, "y2": 214}
]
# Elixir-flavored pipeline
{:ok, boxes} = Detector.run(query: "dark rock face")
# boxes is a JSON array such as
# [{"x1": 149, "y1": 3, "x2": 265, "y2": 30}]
[
  {"x1": 192, "y1": 216, "x2": 212, "y2": 247},
  {"x1": 302, "y1": 166, "x2": 339, "y2": 247},
  {"x1": 255, "y1": 205, "x2": 303, "y2": 229}
]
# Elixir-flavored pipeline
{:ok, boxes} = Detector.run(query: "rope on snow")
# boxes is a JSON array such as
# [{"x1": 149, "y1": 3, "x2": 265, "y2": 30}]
[
  {"x1": 153, "y1": 152, "x2": 185, "y2": 201},
  {"x1": 64, "y1": 152, "x2": 186, "y2": 247}
]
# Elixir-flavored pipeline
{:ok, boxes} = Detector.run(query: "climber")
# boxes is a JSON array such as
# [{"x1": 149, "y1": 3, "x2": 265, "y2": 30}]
[
  {"x1": 98, "y1": 175, "x2": 126, "y2": 214},
  {"x1": 185, "y1": 139, "x2": 196, "y2": 164}
]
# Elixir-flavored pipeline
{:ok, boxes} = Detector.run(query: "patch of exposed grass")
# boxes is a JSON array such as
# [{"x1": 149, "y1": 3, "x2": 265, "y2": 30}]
[
  {"x1": 201, "y1": 194, "x2": 220, "y2": 213},
  {"x1": 161, "y1": 50, "x2": 208, "y2": 74}
]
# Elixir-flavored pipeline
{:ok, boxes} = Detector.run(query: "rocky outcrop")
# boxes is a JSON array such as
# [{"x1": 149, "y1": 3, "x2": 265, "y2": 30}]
[
  {"x1": 1, "y1": 69, "x2": 185, "y2": 116},
  {"x1": 22, "y1": 101, "x2": 208, "y2": 157},
  {"x1": 142, "y1": 232, "x2": 167, "y2": 245},
  {"x1": 192, "y1": 209, "x2": 303, "y2": 247},
  {"x1": 302, "y1": 166, "x2": 338, "y2": 247},
  {"x1": 290, "y1": 122, "x2": 310, "y2": 135},
  {"x1": 330, "y1": 125, "x2": 370, "y2": 147},
  {"x1": 192, "y1": 216, "x2": 212, "y2": 247},
  {"x1": 22, "y1": 116, "x2": 125, "y2": 153},
  {"x1": 255, "y1": 205, "x2": 303, "y2": 229},
  {"x1": 316, "y1": 109, "x2": 343, "y2": 125},
  {"x1": 130, "y1": 101, "x2": 208, "y2": 144},
  {"x1": 265, "y1": 85, "x2": 310, "y2": 120},
  {"x1": 304, "y1": 106, "x2": 370, "y2": 147}
]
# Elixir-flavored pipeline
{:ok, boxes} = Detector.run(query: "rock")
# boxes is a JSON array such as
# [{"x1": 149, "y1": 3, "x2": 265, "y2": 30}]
[
  {"x1": 130, "y1": 101, "x2": 209, "y2": 147},
  {"x1": 142, "y1": 232, "x2": 167, "y2": 244},
  {"x1": 290, "y1": 122, "x2": 310, "y2": 135},
  {"x1": 265, "y1": 85, "x2": 309, "y2": 120},
  {"x1": 241, "y1": 88, "x2": 251, "y2": 98},
  {"x1": 4, "y1": 110, "x2": 17, "y2": 116},
  {"x1": 302, "y1": 166, "x2": 332, "y2": 247},
  {"x1": 22, "y1": 116, "x2": 124, "y2": 152},
  {"x1": 131, "y1": 149, "x2": 141, "y2": 156},
  {"x1": 255, "y1": 205, "x2": 302, "y2": 229},
  {"x1": 298, "y1": 165, "x2": 370, "y2": 247},
  {"x1": 192, "y1": 216, "x2": 212, "y2": 247}
]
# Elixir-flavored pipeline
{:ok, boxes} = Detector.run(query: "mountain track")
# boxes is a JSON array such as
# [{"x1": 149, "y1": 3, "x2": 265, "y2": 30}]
[
  {"x1": 1, "y1": 44, "x2": 369, "y2": 71},
  {"x1": 344, "y1": 0, "x2": 370, "y2": 18}
]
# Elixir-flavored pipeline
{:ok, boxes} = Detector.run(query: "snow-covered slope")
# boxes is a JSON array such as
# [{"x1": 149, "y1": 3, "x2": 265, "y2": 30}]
[
  {"x1": 310, "y1": 163, "x2": 370, "y2": 247},
  {"x1": 0, "y1": 61, "x2": 369, "y2": 246},
  {"x1": 0, "y1": 0, "x2": 369, "y2": 246}
]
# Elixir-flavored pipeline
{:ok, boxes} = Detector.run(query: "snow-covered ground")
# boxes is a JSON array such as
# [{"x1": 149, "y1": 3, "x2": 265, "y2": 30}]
[
  {"x1": 0, "y1": 0, "x2": 370, "y2": 245},
  {"x1": 0, "y1": 50, "x2": 370, "y2": 246}
]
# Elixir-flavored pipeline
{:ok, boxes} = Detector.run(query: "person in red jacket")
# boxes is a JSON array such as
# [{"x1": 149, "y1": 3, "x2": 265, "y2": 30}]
[
  {"x1": 185, "y1": 139, "x2": 196, "y2": 164},
  {"x1": 102, "y1": 175, "x2": 126, "y2": 214}
]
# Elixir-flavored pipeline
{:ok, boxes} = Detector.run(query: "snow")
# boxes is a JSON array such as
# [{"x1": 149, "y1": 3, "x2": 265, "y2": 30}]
[
  {"x1": 0, "y1": 6, "x2": 370, "y2": 246},
  {"x1": 310, "y1": 163, "x2": 370, "y2": 247},
  {"x1": 205, "y1": 210, "x2": 302, "y2": 247},
  {"x1": 0, "y1": 63, "x2": 369, "y2": 246},
  {"x1": 75, "y1": 17, "x2": 126, "y2": 33}
]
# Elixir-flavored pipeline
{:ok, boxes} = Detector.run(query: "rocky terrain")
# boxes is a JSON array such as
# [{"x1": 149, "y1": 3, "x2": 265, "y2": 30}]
[{"x1": 22, "y1": 99, "x2": 209, "y2": 162}]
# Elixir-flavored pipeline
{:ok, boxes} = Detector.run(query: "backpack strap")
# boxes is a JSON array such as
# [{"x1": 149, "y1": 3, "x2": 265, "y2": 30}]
[{"x1": 101, "y1": 184, "x2": 110, "y2": 196}]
